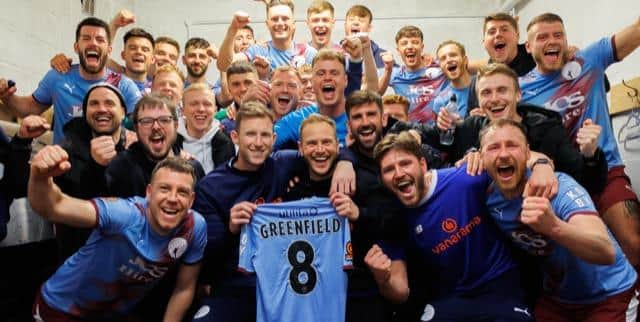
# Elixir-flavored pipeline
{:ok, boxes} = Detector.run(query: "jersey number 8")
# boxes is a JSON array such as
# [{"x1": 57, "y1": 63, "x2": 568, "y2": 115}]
[{"x1": 287, "y1": 240, "x2": 317, "y2": 294}]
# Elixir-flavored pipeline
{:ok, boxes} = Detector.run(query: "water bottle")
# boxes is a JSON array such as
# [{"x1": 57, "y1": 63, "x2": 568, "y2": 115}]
[{"x1": 439, "y1": 94, "x2": 459, "y2": 146}]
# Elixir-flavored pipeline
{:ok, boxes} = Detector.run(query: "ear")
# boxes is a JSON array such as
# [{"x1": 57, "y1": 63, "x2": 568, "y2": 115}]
[
  {"x1": 74, "y1": 42, "x2": 80, "y2": 55},
  {"x1": 419, "y1": 157, "x2": 428, "y2": 172},
  {"x1": 107, "y1": 44, "x2": 112, "y2": 56},
  {"x1": 381, "y1": 110, "x2": 389, "y2": 127},
  {"x1": 182, "y1": 55, "x2": 188, "y2": 65},
  {"x1": 231, "y1": 129, "x2": 239, "y2": 145},
  {"x1": 146, "y1": 183, "x2": 152, "y2": 199},
  {"x1": 515, "y1": 88, "x2": 522, "y2": 102},
  {"x1": 298, "y1": 139, "x2": 303, "y2": 154},
  {"x1": 121, "y1": 50, "x2": 126, "y2": 61},
  {"x1": 525, "y1": 40, "x2": 532, "y2": 54}
]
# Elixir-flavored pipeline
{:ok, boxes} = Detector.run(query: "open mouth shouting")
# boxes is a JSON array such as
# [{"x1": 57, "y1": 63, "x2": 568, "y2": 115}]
[
  {"x1": 404, "y1": 50, "x2": 419, "y2": 66},
  {"x1": 356, "y1": 125, "x2": 377, "y2": 147},
  {"x1": 486, "y1": 103, "x2": 508, "y2": 118},
  {"x1": 542, "y1": 46, "x2": 562, "y2": 66},
  {"x1": 493, "y1": 41, "x2": 507, "y2": 56},
  {"x1": 320, "y1": 84, "x2": 336, "y2": 100},
  {"x1": 314, "y1": 27, "x2": 329, "y2": 42},
  {"x1": 393, "y1": 175, "x2": 418, "y2": 205},
  {"x1": 148, "y1": 130, "x2": 167, "y2": 154}
]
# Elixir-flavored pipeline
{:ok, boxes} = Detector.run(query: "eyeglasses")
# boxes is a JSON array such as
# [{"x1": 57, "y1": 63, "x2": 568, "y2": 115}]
[{"x1": 137, "y1": 116, "x2": 174, "y2": 128}]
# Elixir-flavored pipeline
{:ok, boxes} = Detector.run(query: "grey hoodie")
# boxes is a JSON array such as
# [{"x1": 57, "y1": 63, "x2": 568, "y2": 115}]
[{"x1": 178, "y1": 119, "x2": 221, "y2": 174}]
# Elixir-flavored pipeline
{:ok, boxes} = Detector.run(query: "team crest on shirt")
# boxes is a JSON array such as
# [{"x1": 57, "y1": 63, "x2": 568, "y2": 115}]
[
  {"x1": 168, "y1": 237, "x2": 188, "y2": 259},
  {"x1": 561, "y1": 61, "x2": 582, "y2": 81},
  {"x1": 424, "y1": 67, "x2": 442, "y2": 79},
  {"x1": 345, "y1": 241, "x2": 353, "y2": 261},
  {"x1": 291, "y1": 55, "x2": 306, "y2": 69},
  {"x1": 415, "y1": 224, "x2": 423, "y2": 235}
]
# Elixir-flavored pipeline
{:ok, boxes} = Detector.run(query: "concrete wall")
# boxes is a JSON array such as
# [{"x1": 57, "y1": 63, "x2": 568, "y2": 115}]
[
  {"x1": 514, "y1": 0, "x2": 640, "y2": 194},
  {"x1": 0, "y1": 0, "x2": 133, "y2": 94},
  {"x1": 132, "y1": 0, "x2": 502, "y2": 82}
]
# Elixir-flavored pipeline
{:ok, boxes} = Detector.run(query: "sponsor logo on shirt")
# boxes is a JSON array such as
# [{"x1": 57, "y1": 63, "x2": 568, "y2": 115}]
[
  {"x1": 168, "y1": 237, "x2": 188, "y2": 259},
  {"x1": 432, "y1": 216, "x2": 481, "y2": 255}
]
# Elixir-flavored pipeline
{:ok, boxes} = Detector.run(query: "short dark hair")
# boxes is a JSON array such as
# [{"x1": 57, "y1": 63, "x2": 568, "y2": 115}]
[
  {"x1": 526, "y1": 13, "x2": 564, "y2": 32},
  {"x1": 484, "y1": 12, "x2": 519, "y2": 34},
  {"x1": 373, "y1": 131, "x2": 423, "y2": 166},
  {"x1": 151, "y1": 157, "x2": 197, "y2": 189},
  {"x1": 395, "y1": 25, "x2": 423, "y2": 43},
  {"x1": 226, "y1": 61, "x2": 258, "y2": 80},
  {"x1": 436, "y1": 40, "x2": 466, "y2": 57},
  {"x1": 76, "y1": 17, "x2": 111, "y2": 44},
  {"x1": 184, "y1": 37, "x2": 210, "y2": 51},
  {"x1": 479, "y1": 118, "x2": 528, "y2": 148},
  {"x1": 132, "y1": 93, "x2": 177, "y2": 126},
  {"x1": 346, "y1": 90, "x2": 383, "y2": 118},
  {"x1": 155, "y1": 36, "x2": 181, "y2": 55},
  {"x1": 240, "y1": 25, "x2": 254, "y2": 37},
  {"x1": 345, "y1": 5, "x2": 372, "y2": 22},
  {"x1": 123, "y1": 28, "x2": 155, "y2": 47}
]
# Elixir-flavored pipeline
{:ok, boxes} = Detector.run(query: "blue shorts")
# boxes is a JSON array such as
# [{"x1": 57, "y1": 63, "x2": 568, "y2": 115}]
[
  {"x1": 191, "y1": 286, "x2": 256, "y2": 322},
  {"x1": 418, "y1": 269, "x2": 533, "y2": 322}
]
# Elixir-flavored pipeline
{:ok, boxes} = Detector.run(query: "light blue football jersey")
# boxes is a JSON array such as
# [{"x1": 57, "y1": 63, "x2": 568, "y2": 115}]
[
  {"x1": 519, "y1": 37, "x2": 622, "y2": 168},
  {"x1": 487, "y1": 172, "x2": 637, "y2": 303},
  {"x1": 239, "y1": 197, "x2": 352, "y2": 322}
]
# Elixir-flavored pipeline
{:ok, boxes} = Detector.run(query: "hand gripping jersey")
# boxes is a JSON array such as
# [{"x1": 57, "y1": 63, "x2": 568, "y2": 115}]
[
  {"x1": 388, "y1": 62, "x2": 447, "y2": 124},
  {"x1": 487, "y1": 172, "x2": 637, "y2": 303},
  {"x1": 519, "y1": 37, "x2": 622, "y2": 168},
  {"x1": 41, "y1": 197, "x2": 206, "y2": 318},
  {"x1": 238, "y1": 197, "x2": 352, "y2": 322}
]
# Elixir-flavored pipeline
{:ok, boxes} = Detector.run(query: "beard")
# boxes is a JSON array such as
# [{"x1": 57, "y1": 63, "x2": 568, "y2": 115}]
[
  {"x1": 187, "y1": 63, "x2": 208, "y2": 78},
  {"x1": 78, "y1": 52, "x2": 108, "y2": 74}
]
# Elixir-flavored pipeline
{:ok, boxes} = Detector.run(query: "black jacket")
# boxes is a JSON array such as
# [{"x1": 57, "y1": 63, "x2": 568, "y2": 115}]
[
  {"x1": 175, "y1": 130, "x2": 235, "y2": 172},
  {"x1": 106, "y1": 141, "x2": 205, "y2": 198},
  {"x1": 348, "y1": 146, "x2": 406, "y2": 293},
  {"x1": 0, "y1": 129, "x2": 31, "y2": 241},
  {"x1": 393, "y1": 103, "x2": 608, "y2": 194},
  {"x1": 54, "y1": 118, "x2": 127, "y2": 260},
  {"x1": 57, "y1": 118, "x2": 126, "y2": 199}
]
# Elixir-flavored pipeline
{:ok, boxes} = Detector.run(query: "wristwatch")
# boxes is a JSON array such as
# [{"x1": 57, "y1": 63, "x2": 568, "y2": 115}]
[{"x1": 532, "y1": 158, "x2": 552, "y2": 170}]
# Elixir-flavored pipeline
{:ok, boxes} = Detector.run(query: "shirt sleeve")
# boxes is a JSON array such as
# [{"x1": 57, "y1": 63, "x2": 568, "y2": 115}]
[
  {"x1": 580, "y1": 37, "x2": 616, "y2": 72},
  {"x1": 118, "y1": 78, "x2": 143, "y2": 114},
  {"x1": 32, "y1": 69, "x2": 59, "y2": 106},
  {"x1": 551, "y1": 174, "x2": 598, "y2": 221},
  {"x1": 182, "y1": 213, "x2": 208, "y2": 264},
  {"x1": 93, "y1": 197, "x2": 136, "y2": 235},
  {"x1": 274, "y1": 110, "x2": 303, "y2": 150},
  {"x1": 379, "y1": 240, "x2": 406, "y2": 261}
]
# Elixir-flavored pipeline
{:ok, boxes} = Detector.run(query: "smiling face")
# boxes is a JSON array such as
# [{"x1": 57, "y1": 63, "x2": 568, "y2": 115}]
[
  {"x1": 267, "y1": 4, "x2": 295, "y2": 42},
  {"x1": 348, "y1": 102, "x2": 387, "y2": 153},
  {"x1": 228, "y1": 72, "x2": 258, "y2": 105},
  {"x1": 151, "y1": 71, "x2": 184, "y2": 105},
  {"x1": 344, "y1": 14, "x2": 371, "y2": 37},
  {"x1": 379, "y1": 148, "x2": 428, "y2": 207},
  {"x1": 146, "y1": 167, "x2": 195, "y2": 235},
  {"x1": 234, "y1": 28, "x2": 255, "y2": 53},
  {"x1": 183, "y1": 46, "x2": 211, "y2": 79},
  {"x1": 396, "y1": 36, "x2": 424, "y2": 71},
  {"x1": 182, "y1": 89, "x2": 216, "y2": 138},
  {"x1": 75, "y1": 25, "x2": 112, "y2": 74},
  {"x1": 483, "y1": 19, "x2": 519, "y2": 64},
  {"x1": 307, "y1": 9, "x2": 335, "y2": 48},
  {"x1": 481, "y1": 124, "x2": 529, "y2": 197},
  {"x1": 85, "y1": 87, "x2": 125, "y2": 136},
  {"x1": 437, "y1": 43, "x2": 468, "y2": 82},
  {"x1": 526, "y1": 21, "x2": 568, "y2": 74},
  {"x1": 477, "y1": 73, "x2": 521, "y2": 121},
  {"x1": 299, "y1": 121, "x2": 338, "y2": 180},
  {"x1": 136, "y1": 104, "x2": 178, "y2": 161},
  {"x1": 154, "y1": 42, "x2": 179, "y2": 67},
  {"x1": 312, "y1": 58, "x2": 347, "y2": 109},
  {"x1": 270, "y1": 69, "x2": 300, "y2": 119},
  {"x1": 122, "y1": 36, "x2": 154, "y2": 76},
  {"x1": 232, "y1": 116, "x2": 275, "y2": 171}
]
